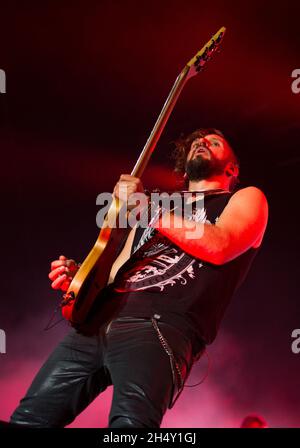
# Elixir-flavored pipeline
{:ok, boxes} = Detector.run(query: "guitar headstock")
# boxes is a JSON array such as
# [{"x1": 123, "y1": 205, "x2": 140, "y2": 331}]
[{"x1": 185, "y1": 26, "x2": 226, "y2": 79}]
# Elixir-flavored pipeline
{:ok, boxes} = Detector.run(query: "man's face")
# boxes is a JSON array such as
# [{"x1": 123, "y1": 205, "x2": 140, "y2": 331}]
[{"x1": 185, "y1": 133, "x2": 233, "y2": 182}]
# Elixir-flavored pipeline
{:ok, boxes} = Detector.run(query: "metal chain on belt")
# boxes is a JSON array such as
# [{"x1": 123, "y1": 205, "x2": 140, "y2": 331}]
[{"x1": 151, "y1": 317, "x2": 184, "y2": 407}]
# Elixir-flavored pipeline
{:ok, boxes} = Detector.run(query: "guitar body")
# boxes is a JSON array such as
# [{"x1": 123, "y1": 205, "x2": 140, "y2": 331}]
[
  {"x1": 61, "y1": 27, "x2": 226, "y2": 325},
  {"x1": 62, "y1": 196, "x2": 130, "y2": 325}
]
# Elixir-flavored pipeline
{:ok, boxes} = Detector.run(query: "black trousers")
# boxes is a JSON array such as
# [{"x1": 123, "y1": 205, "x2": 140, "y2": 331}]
[{"x1": 10, "y1": 317, "x2": 197, "y2": 428}]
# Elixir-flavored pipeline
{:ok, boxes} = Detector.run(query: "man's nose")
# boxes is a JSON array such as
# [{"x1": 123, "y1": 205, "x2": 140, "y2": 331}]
[
  {"x1": 199, "y1": 137, "x2": 209, "y2": 146},
  {"x1": 194, "y1": 137, "x2": 208, "y2": 147}
]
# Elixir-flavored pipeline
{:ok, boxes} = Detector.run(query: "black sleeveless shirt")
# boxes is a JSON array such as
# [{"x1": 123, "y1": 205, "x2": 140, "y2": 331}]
[{"x1": 109, "y1": 190, "x2": 259, "y2": 351}]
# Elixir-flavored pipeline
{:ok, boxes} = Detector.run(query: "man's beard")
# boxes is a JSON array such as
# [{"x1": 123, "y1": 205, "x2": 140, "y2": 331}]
[{"x1": 185, "y1": 154, "x2": 227, "y2": 182}]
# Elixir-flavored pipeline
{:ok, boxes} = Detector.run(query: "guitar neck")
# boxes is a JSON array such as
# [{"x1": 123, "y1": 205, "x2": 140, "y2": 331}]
[
  {"x1": 131, "y1": 26, "x2": 226, "y2": 180},
  {"x1": 131, "y1": 66, "x2": 189, "y2": 178}
]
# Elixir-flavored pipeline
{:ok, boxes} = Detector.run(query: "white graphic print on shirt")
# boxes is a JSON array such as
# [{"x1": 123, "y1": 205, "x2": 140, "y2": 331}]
[{"x1": 115, "y1": 204, "x2": 214, "y2": 292}]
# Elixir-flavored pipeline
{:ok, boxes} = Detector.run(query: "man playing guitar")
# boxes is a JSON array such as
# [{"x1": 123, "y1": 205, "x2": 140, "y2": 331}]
[{"x1": 10, "y1": 129, "x2": 268, "y2": 427}]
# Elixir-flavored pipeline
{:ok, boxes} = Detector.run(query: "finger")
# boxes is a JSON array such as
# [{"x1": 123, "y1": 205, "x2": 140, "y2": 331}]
[
  {"x1": 51, "y1": 260, "x2": 68, "y2": 270},
  {"x1": 48, "y1": 265, "x2": 67, "y2": 280},
  {"x1": 117, "y1": 183, "x2": 137, "y2": 195},
  {"x1": 119, "y1": 174, "x2": 135, "y2": 181},
  {"x1": 119, "y1": 179, "x2": 139, "y2": 188},
  {"x1": 51, "y1": 274, "x2": 73, "y2": 290},
  {"x1": 51, "y1": 255, "x2": 68, "y2": 270},
  {"x1": 51, "y1": 274, "x2": 68, "y2": 290},
  {"x1": 118, "y1": 181, "x2": 130, "y2": 189}
]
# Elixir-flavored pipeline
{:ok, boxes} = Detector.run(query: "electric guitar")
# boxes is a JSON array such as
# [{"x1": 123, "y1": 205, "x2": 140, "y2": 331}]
[{"x1": 61, "y1": 26, "x2": 226, "y2": 326}]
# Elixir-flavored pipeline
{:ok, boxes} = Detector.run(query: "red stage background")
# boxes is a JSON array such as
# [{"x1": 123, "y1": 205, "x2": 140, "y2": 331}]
[{"x1": 0, "y1": 0, "x2": 299, "y2": 427}]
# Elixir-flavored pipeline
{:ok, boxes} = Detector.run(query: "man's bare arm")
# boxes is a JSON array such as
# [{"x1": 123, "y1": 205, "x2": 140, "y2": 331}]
[{"x1": 155, "y1": 187, "x2": 269, "y2": 265}]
